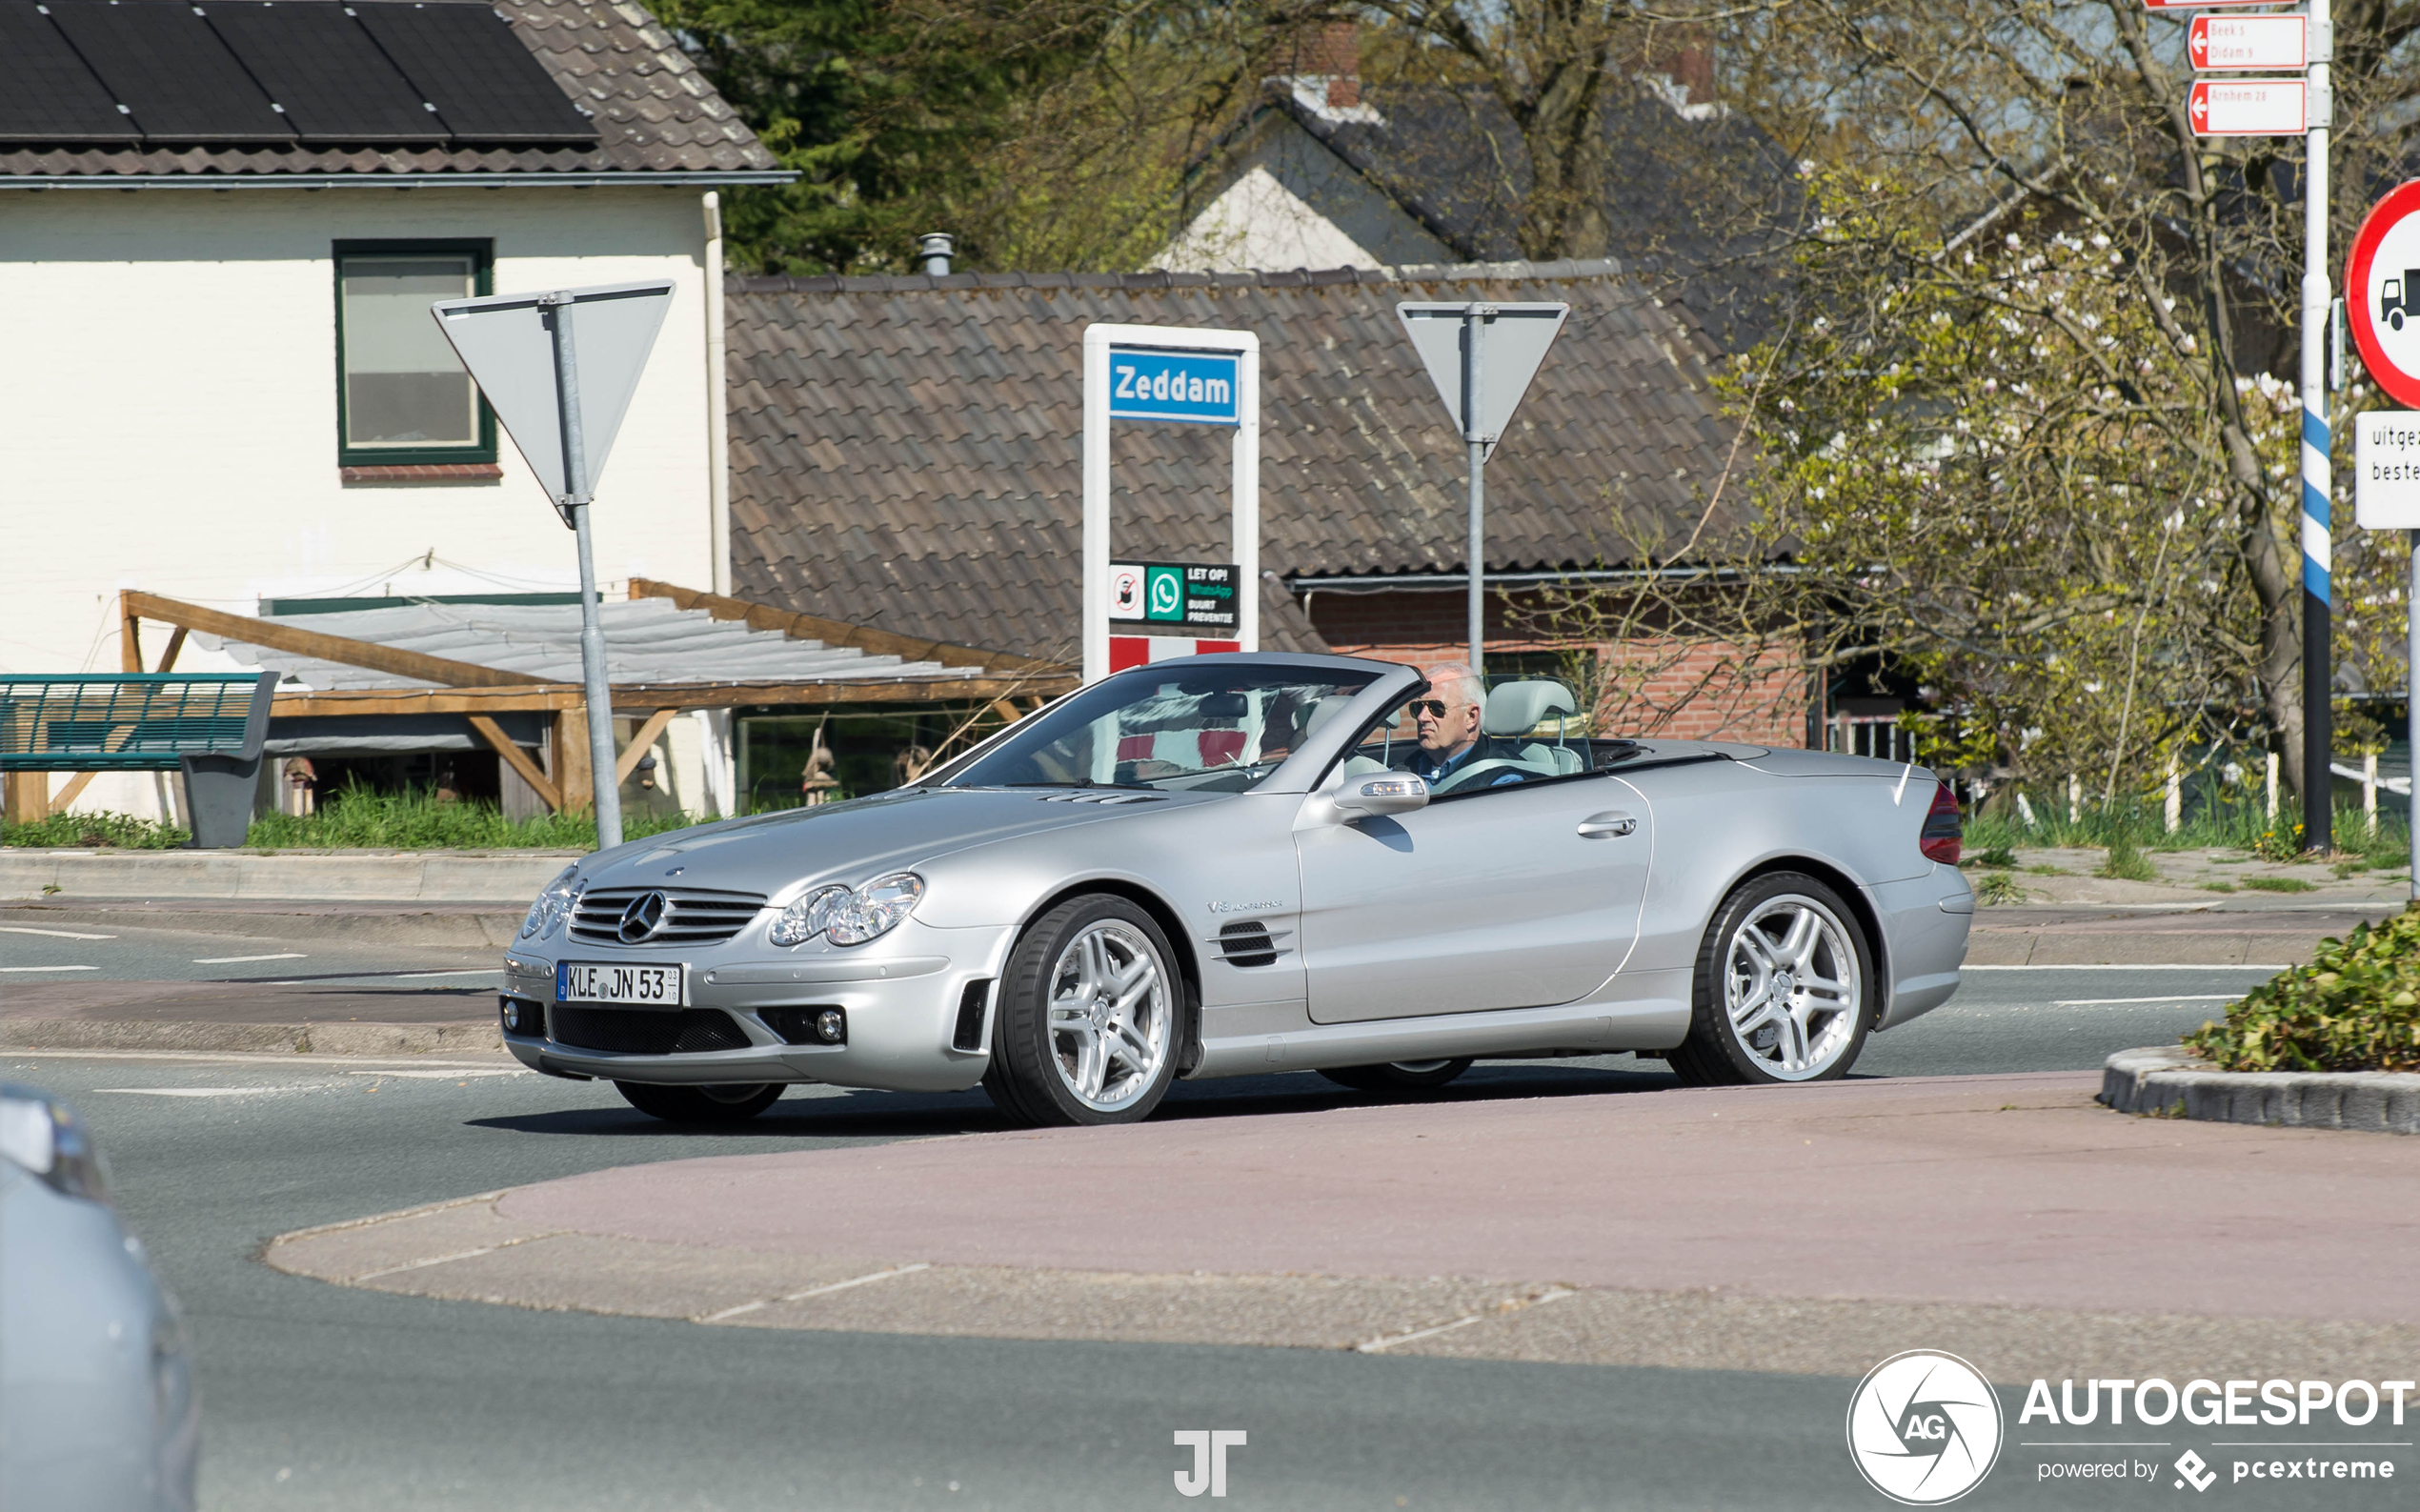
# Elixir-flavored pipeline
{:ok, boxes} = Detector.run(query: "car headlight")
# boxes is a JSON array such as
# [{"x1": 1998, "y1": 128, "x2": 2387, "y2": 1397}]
[
  {"x1": 519, "y1": 865, "x2": 580, "y2": 941},
  {"x1": 827, "y1": 872, "x2": 925, "y2": 945},
  {"x1": 768, "y1": 884, "x2": 851, "y2": 947},
  {"x1": 769, "y1": 873, "x2": 924, "y2": 947},
  {"x1": 0, "y1": 1084, "x2": 111, "y2": 1202}
]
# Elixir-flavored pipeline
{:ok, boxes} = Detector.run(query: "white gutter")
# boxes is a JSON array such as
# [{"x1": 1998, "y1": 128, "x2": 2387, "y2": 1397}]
[
  {"x1": 702, "y1": 191, "x2": 733, "y2": 596},
  {"x1": 0, "y1": 171, "x2": 796, "y2": 191}
]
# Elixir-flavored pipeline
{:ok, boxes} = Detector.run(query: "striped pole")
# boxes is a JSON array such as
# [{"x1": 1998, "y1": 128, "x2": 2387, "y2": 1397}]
[{"x1": 2301, "y1": 0, "x2": 2333, "y2": 856}]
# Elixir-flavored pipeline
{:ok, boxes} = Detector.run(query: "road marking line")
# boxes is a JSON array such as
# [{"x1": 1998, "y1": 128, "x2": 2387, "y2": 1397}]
[
  {"x1": 350, "y1": 1230, "x2": 567, "y2": 1282},
  {"x1": 0, "y1": 925, "x2": 116, "y2": 939},
  {"x1": 95, "y1": 1087, "x2": 286, "y2": 1098},
  {"x1": 194, "y1": 953, "x2": 307, "y2": 964},
  {"x1": 1964, "y1": 963, "x2": 2290, "y2": 972},
  {"x1": 0, "y1": 964, "x2": 97, "y2": 973},
  {"x1": 696, "y1": 1263, "x2": 935, "y2": 1323},
  {"x1": 1356, "y1": 1287, "x2": 1574, "y2": 1354},
  {"x1": 2052, "y1": 995, "x2": 2241, "y2": 1006},
  {"x1": 393, "y1": 969, "x2": 503, "y2": 979},
  {"x1": 339, "y1": 1067, "x2": 526, "y2": 1079}
]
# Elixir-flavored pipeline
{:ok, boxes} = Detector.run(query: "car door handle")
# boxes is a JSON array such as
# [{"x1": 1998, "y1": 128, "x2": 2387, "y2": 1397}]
[{"x1": 1577, "y1": 811, "x2": 1637, "y2": 839}]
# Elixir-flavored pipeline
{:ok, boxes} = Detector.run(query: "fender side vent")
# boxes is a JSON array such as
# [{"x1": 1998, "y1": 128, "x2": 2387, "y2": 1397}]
[
  {"x1": 1217, "y1": 921, "x2": 1278, "y2": 968},
  {"x1": 953, "y1": 978, "x2": 992, "y2": 1052}
]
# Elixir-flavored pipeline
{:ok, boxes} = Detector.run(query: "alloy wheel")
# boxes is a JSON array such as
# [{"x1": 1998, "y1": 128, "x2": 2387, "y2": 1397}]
[
  {"x1": 1044, "y1": 920, "x2": 1173, "y2": 1113},
  {"x1": 1721, "y1": 894, "x2": 1863, "y2": 1080}
]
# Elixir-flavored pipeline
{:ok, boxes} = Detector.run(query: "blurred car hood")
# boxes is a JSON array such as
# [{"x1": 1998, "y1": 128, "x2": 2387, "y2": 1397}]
[{"x1": 579, "y1": 786, "x2": 1199, "y2": 897}]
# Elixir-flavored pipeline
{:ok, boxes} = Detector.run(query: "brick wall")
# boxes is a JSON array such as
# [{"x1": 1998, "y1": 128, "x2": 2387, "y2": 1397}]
[{"x1": 1306, "y1": 586, "x2": 1808, "y2": 747}]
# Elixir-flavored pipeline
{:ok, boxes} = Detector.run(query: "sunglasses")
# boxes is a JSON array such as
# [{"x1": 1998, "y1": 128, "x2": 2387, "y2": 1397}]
[{"x1": 1409, "y1": 699, "x2": 1453, "y2": 718}]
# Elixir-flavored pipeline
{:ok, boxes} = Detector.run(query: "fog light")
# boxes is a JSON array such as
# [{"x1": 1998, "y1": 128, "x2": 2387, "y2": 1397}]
[
  {"x1": 815, "y1": 1009, "x2": 845, "y2": 1044},
  {"x1": 500, "y1": 998, "x2": 536, "y2": 1035}
]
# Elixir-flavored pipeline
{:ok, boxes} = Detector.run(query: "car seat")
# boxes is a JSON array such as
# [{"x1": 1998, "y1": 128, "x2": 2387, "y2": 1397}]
[{"x1": 1482, "y1": 680, "x2": 1581, "y2": 775}]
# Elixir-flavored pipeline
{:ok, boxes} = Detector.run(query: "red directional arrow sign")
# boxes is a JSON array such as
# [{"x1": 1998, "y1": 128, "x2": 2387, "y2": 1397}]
[
  {"x1": 2188, "y1": 78, "x2": 2306, "y2": 135},
  {"x1": 2189, "y1": 14, "x2": 2306, "y2": 71},
  {"x1": 2146, "y1": 0, "x2": 2282, "y2": 8}
]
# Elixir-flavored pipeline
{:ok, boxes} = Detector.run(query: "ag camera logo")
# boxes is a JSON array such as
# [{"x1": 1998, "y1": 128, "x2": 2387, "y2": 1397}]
[{"x1": 1846, "y1": 1350, "x2": 2005, "y2": 1504}]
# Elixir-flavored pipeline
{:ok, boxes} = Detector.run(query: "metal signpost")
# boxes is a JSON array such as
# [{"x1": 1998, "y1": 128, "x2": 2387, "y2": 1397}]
[
  {"x1": 2175, "y1": 0, "x2": 2331, "y2": 853},
  {"x1": 431, "y1": 279, "x2": 674, "y2": 850},
  {"x1": 1081, "y1": 325, "x2": 1260, "y2": 684},
  {"x1": 2345, "y1": 182, "x2": 2420, "y2": 898},
  {"x1": 1395, "y1": 302, "x2": 1568, "y2": 677}
]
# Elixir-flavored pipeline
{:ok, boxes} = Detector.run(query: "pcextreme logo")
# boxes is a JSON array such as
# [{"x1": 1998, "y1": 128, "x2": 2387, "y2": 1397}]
[{"x1": 1847, "y1": 1350, "x2": 2007, "y2": 1504}]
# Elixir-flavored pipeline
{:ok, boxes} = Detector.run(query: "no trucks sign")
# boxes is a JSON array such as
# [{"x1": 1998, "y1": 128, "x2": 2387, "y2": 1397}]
[{"x1": 2346, "y1": 181, "x2": 2420, "y2": 410}]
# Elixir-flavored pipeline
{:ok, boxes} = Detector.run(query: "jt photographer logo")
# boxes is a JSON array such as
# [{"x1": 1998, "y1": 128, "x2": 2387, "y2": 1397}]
[{"x1": 1848, "y1": 1351, "x2": 2007, "y2": 1504}]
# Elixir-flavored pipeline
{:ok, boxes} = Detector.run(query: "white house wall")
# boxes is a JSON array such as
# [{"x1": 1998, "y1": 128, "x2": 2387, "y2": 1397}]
[
  {"x1": 0, "y1": 185, "x2": 722, "y2": 818},
  {"x1": 1157, "y1": 116, "x2": 1454, "y2": 273}
]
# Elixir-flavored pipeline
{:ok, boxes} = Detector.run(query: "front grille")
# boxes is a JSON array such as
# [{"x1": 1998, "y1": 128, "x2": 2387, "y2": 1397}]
[
  {"x1": 1216, "y1": 920, "x2": 1281, "y2": 968},
  {"x1": 567, "y1": 887, "x2": 768, "y2": 947},
  {"x1": 547, "y1": 1004, "x2": 752, "y2": 1055}
]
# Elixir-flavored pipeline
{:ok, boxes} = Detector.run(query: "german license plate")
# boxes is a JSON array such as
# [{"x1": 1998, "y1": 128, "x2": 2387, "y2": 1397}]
[{"x1": 555, "y1": 961, "x2": 686, "y2": 1006}]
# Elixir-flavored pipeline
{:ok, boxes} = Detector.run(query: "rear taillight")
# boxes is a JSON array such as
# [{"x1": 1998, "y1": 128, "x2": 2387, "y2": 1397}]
[{"x1": 1919, "y1": 782, "x2": 1962, "y2": 865}]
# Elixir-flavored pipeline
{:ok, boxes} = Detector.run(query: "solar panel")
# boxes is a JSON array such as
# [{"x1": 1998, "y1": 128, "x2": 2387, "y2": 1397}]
[
  {"x1": 351, "y1": 2, "x2": 597, "y2": 144},
  {"x1": 205, "y1": 1, "x2": 443, "y2": 142},
  {"x1": 0, "y1": 2, "x2": 140, "y2": 141},
  {"x1": 46, "y1": 0, "x2": 294, "y2": 142}
]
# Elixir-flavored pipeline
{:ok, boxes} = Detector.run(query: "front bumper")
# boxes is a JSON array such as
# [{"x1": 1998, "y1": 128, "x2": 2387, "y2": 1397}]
[{"x1": 498, "y1": 921, "x2": 1017, "y2": 1093}]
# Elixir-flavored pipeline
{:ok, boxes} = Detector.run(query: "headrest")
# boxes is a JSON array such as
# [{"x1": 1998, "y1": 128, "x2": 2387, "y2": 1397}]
[
  {"x1": 1301, "y1": 696, "x2": 1353, "y2": 736},
  {"x1": 1482, "y1": 679, "x2": 1577, "y2": 736}
]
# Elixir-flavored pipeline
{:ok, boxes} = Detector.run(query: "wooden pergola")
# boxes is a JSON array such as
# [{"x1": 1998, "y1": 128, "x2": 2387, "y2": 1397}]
[{"x1": 69, "y1": 579, "x2": 1078, "y2": 817}]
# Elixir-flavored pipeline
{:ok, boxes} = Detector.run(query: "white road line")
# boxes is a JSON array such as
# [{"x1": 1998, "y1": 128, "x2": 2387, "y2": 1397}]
[
  {"x1": 2052, "y1": 995, "x2": 2241, "y2": 1006},
  {"x1": 1, "y1": 1049, "x2": 512, "y2": 1069},
  {"x1": 393, "y1": 969, "x2": 503, "y2": 979},
  {"x1": 696, "y1": 1263, "x2": 935, "y2": 1323},
  {"x1": 340, "y1": 1067, "x2": 527, "y2": 1079},
  {"x1": 95, "y1": 1087, "x2": 287, "y2": 1098},
  {"x1": 1964, "y1": 963, "x2": 2290, "y2": 972},
  {"x1": 193, "y1": 953, "x2": 307, "y2": 964},
  {"x1": 0, "y1": 964, "x2": 97, "y2": 973},
  {"x1": 0, "y1": 925, "x2": 116, "y2": 940},
  {"x1": 350, "y1": 1231, "x2": 564, "y2": 1283},
  {"x1": 1356, "y1": 1287, "x2": 1574, "y2": 1355}
]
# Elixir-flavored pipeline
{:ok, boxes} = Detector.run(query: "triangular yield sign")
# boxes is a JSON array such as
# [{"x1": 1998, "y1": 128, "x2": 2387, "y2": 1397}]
[
  {"x1": 1396, "y1": 302, "x2": 1570, "y2": 461},
  {"x1": 430, "y1": 279, "x2": 674, "y2": 514}
]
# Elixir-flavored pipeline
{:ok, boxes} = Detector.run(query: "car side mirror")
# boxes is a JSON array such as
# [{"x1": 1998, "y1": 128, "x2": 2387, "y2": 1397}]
[{"x1": 1333, "y1": 773, "x2": 1429, "y2": 818}]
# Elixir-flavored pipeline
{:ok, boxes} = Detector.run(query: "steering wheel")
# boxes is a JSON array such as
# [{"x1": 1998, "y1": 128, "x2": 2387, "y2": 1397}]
[{"x1": 1429, "y1": 756, "x2": 1539, "y2": 796}]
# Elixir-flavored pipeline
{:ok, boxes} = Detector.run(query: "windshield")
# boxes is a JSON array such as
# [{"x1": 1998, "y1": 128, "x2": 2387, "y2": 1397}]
[{"x1": 938, "y1": 664, "x2": 1382, "y2": 794}]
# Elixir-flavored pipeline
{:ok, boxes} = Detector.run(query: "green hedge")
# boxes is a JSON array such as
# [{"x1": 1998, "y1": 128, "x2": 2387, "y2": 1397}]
[{"x1": 2183, "y1": 905, "x2": 2420, "y2": 1073}]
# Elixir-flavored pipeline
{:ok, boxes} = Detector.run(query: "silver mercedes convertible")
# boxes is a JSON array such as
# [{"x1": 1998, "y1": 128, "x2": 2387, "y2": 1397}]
[{"x1": 499, "y1": 653, "x2": 1973, "y2": 1125}]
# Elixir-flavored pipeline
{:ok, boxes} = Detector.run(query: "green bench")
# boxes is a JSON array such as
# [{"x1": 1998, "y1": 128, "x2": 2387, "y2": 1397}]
[{"x1": 0, "y1": 673, "x2": 279, "y2": 847}]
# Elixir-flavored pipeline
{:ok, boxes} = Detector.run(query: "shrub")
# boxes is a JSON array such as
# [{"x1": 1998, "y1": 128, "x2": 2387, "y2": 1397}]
[
  {"x1": 1972, "y1": 872, "x2": 2028, "y2": 905},
  {"x1": 2185, "y1": 907, "x2": 2420, "y2": 1071},
  {"x1": 0, "y1": 811, "x2": 189, "y2": 849},
  {"x1": 2097, "y1": 834, "x2": 2157, "y2": 882}
]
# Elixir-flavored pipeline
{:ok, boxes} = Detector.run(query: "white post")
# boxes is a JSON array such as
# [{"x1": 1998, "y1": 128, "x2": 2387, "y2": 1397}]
[
  {"x1": 1234, "y1": 341, "x2": 1260, "y2": 653},
  {"x1": 2165, "y1": 759, "x2": 2182, "y2": 834},
  {"x1": 1082, "y1": 330, "x2": 1112, "y2": 685},
  {"x1": 2364, "y1": 750, "x2": 2378, "y2": 833},
  {"x1": 2067, "y1": 772, "x2": 2081, "y2": 824},
  {"x1": 2301, "y1": 0, "x2": 2335, "y2": 854},
  {"x1": 2268, "y1": 751, "x2": 2281, "y2": 820},
  {"x1": 701, "y1": 192, "x2": 733, "y2": 596}
]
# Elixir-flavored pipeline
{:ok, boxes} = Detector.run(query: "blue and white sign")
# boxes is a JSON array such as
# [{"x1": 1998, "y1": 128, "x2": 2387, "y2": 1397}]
[{"x1": 1107, "y1": 347, "x2": 1240, "y2": 425}]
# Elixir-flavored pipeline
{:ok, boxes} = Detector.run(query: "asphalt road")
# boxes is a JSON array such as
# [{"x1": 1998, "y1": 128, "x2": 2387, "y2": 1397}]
[
  {"x1": 10, "y1": 962, "x2": 2391, "y2": 1512},
  {"x1": 0, "y1": 920, "x2": 498, "y2": 986}
]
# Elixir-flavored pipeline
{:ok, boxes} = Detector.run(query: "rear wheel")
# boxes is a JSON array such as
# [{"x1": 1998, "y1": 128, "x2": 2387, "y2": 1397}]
[
  {"x1": 1318, "y1": 1058, "x2": 1473, "y2": 1093},
  {"x1": 615, "y1": 1081, "x2": 782, "y2": 1123},
  {"x1": 983, "y1": 895, "x2": 1183, "y2": 1127},
  {"x1": 1668, "y1": 872, "x2": 1873, "y2": 1086}
]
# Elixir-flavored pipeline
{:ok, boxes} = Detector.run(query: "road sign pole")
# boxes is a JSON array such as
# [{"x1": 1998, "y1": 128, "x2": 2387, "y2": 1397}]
[
  {"x1": 2302, "y1": 0, "x2": 2333, "y2": 855},
  {"x1": 544, "y1": 292, "x2": 622, "y2": 851},
  {"x1": 1463, "y1": 305, "x2": 1488, "y2": 678}
]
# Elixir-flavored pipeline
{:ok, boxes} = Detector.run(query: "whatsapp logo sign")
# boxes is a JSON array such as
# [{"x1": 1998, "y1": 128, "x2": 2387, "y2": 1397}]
[{"x1": 1846, "y1": 1351, "x2": 2004, "y2": 1504}]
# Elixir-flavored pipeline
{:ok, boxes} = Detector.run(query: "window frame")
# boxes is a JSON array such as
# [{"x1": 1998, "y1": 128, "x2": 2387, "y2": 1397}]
[{"x1": 333, "y1": 238, "x2": 497, "y2": 467}]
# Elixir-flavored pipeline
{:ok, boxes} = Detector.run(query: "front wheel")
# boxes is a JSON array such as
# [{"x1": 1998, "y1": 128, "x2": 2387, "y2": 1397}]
[
  {"x1": 983, "y1": 895, "x2": 1184, "y2": 1127},
  {"x1": 1318, "y1": 1058, "x2": 1473, "y2": 1093},
  {"x1": 1667, "y1": 872, "x2": 1873, "y2": 1086},
  {"x1": 615, "y1": 1080, "x2": 783, "y2": 1122}
]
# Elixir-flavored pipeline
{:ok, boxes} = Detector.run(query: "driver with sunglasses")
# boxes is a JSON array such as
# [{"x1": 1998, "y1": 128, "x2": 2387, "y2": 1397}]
[{"x1": 1396, "y1": 662, "x2": 1518, "y2": 789}]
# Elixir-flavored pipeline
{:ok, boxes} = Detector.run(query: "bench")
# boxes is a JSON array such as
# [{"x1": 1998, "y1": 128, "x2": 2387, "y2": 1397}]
[{"x1": 0, "y1": 672, "x2": 279, "y2": 847}]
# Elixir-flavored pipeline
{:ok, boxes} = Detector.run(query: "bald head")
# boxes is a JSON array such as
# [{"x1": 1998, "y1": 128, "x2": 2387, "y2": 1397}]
[{"x1": 1414, "y1": 662, "x2": 1482, "y2": 759}]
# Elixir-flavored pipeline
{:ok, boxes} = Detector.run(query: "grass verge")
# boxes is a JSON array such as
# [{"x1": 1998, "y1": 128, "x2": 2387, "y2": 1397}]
[{"x1": 4, "y1": 786, "x2": 699, "y2": 851}]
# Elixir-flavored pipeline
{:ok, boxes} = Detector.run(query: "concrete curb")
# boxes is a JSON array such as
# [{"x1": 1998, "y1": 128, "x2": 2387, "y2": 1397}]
[
  {"x1": 0, "y1": 901, "x2": 524, "y2": 947},
  {"x1": 0, "y1": 849, "x2": 572, "y2": 903},
  {"x1": 0, "y1": 1019, "x2": 506, "y2": 1058},
  {"x1": 2100, "y1": 1046, "x2": 2420, "y2": 1135}
]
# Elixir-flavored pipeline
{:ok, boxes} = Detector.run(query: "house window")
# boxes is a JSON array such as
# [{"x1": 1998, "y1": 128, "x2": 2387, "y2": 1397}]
[{"x1": 334, "y1": 241, "x2": 495, "y2": 466}]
